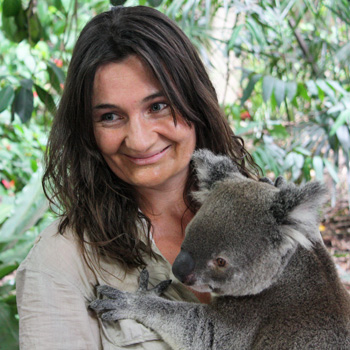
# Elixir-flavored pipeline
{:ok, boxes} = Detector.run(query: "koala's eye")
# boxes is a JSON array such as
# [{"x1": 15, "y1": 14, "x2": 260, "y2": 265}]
[{"x1": 216, "y1": 258, "x2": 227, "y2": 267}]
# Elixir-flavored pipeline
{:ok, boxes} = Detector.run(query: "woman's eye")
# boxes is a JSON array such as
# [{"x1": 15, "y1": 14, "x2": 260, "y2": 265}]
[
  {"x1": 150, "y1": 102, "x2": 168, "y2": 113},
  {"x1": 101, "y1": 113, "x2": 120, "y2": 122}
]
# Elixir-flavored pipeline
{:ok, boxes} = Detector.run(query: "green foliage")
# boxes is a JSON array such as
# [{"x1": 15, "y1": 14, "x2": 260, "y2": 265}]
[{"x1": 221, "y1": 0, "x2": 349, "y2": 191}]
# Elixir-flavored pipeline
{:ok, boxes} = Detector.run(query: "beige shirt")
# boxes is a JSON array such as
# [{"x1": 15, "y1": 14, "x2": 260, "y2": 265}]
[{"x1": 16, "y1": 219, "x2": 199, "y2": 349}]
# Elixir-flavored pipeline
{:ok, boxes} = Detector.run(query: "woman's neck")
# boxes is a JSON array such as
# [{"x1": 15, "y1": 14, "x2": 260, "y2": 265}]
[{"x1": 136, "y1": 174, "x2": 190, "y2": 220}]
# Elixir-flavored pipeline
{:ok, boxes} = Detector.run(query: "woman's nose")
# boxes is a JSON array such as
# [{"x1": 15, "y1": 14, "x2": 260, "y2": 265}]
[{"x1": 124, "y1": 115, "x2": 156, "y2": 153}]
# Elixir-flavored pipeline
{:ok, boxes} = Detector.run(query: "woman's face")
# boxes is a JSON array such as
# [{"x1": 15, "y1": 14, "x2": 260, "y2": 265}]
[{"x1": 92, "y1": 55, "x2": 196, "y2": 192}]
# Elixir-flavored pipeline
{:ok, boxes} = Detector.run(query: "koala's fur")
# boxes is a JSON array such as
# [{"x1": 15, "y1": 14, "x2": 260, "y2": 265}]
[{"x1": 91, "y1": 149, "x2": 350, "y2": 350}]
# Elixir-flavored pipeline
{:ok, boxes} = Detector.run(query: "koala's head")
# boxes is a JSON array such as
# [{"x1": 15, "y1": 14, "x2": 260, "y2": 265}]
[{"x1": 172, "y1": 149, "x2": 328, "y2": 297}]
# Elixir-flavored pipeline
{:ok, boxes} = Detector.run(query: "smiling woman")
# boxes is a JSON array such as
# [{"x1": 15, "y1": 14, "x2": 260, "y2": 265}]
[
  {"x1": 16, "y1": 5, "x2": 259, "y2": 350},
  {"x1": 92, "y1": 56, "x2": 196, "y2": 191}
]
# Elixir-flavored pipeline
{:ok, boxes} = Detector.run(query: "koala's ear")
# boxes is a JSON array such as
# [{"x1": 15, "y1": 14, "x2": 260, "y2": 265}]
[
  {"x1": 271, "y1": 181, "x2": 328, "y2": 249},
  {"x1": 191, "y1": 149, "x2": 242, "y2": 203}
]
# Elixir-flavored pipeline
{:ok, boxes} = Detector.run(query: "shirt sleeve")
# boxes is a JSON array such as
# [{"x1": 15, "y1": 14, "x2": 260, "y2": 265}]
[{"x1": 16, "y1": 267, "x2": 101, "y2": 350}]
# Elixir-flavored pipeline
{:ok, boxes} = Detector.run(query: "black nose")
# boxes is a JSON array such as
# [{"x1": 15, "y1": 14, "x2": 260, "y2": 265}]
[{"x1": 172, "y1": 249, "x2": 195, "y2": 283}]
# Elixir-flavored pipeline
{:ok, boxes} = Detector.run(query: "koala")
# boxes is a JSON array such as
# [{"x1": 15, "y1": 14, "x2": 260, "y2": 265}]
[{"x1": 90, "y1": 149, "x2": 350, "y2": 350}]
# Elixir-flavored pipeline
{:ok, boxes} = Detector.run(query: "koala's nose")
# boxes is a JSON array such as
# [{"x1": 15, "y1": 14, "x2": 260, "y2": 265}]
[{"x1": 172, "y1": 249, "x2": 195, "y2": 284}]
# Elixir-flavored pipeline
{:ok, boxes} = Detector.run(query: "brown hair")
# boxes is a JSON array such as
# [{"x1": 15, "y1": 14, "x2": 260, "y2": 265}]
[{"x1": 43, "y1": 6, "x2": 260, "y2": 270}]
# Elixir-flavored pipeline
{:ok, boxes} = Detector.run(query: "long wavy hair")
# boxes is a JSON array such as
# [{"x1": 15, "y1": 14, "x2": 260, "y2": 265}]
[{"x1": 43, "y1": 6, "x2": 260, "y2": 271}]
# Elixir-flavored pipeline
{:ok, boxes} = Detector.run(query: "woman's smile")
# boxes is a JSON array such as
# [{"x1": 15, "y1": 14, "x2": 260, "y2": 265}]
[{"x1": 123, "y1": 145, "x2": 172, "y2": 165}]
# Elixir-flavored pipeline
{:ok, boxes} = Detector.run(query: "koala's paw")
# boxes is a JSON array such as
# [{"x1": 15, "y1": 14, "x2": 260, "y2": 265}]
[
  {"x1": 138, "y1": 269, "x2": 172, "y2": 295},
  {"x1": 259, "y1": 175, "x2": 288, "y2": 188},
  {"x1": 89, "y1": 287, "x2": 131, "y2": 321},
  {"x1": 89, "y1": 269, "x2": 172, "y2": 322}
]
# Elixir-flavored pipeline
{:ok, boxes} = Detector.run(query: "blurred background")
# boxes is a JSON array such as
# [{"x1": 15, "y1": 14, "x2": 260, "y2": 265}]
[{"x1": 0, "y1": 0, "x2": 349, "y2": 348}]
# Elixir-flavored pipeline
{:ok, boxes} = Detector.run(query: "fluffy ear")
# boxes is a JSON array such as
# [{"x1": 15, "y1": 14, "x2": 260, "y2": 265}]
[
  {"x1": 191, "y1": 149, "x2": 242, "y2": 203},
  {"x1": 271, "y1": 181, "x2": 328, "y2": 250}
]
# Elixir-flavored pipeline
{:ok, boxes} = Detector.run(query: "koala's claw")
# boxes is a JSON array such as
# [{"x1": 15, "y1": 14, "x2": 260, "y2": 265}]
[
  {"x1": 274, "y1": 176, "x2": 287, "y2": 188},
  {"x1": 152, "y1": 279, "x2": 172, "y2": 295},
  {"x1": 90, "y1": 298, "x2": 118, "y2": 313},
  {"x1": 138, "y1": 269, "x2": 172, "y2": 295},
  {"x1": 96, "y1": 285, "x2": 120, "y2": 299},
  {"x1": 101, "y1": 310, "x2": 125, "y2": 321},
  {"x1": 138, "y1": 269, "x2": 150, "y2": 291},
  {"x1": 259, "y1": 175, "x2": 288, "y2": 188}
]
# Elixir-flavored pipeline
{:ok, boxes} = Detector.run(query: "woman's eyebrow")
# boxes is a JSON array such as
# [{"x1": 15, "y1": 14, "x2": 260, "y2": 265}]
[
  {"x1": 93, "y1": 92, "x2": 165, "y2": 110},
  {"x1": 141, "y1": 91, "x2": 165, "y2": 103}
]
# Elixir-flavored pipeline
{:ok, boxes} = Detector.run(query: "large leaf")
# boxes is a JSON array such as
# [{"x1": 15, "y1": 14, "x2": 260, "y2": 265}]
[
  {"x1": 330, "y1": 109, "x2": 350, "y2": 136},
  {"x1": 0, "y1": 168, "x2": 48, "y2": 240},
  {"x1": 336, "y1": 125, "x2": 350, "y2": 153},
  {"x1": 228, "y1": 24, "x2": 244, "y2": 50},
  {"x1": 262, "y1": 76, "x2": 274, "y2": 102},
  {"x1": 312, "y1": 156, "x2": 324, "y2": 181},
  {"x1": 285, "y1": 81, "x2": 297, "y2": 101},
  {"x1": 324, "y1": 159, "x2": 339, "y2": 183},
  {"x1": 148, "y1": 0, "x2": 163, "y2": 6},
  {"x1": 1, "y1": 11, "x2": 27, "y2": 43},
  {"x1": 0, "y1": 86, "x2": 15, "y2": 113},
  {"x1": 12, "y1": 80, "x2": 34, "y2": 123},
  {"x1": 34, "y1": 84, "x2": 57, "y2": 115},
  {"x1": 0, "y1": 301, "x2": 19, "y2": 350},
  {"x1": 47, "y1": 61, "x2": 65, "y2": 92},
  {"x1": 316, "y1": 80, "x2": 336, "y2": 103},
  {"x1": 28, "y1": 13, "x2": 42, "y2": 46},
  {"x1": 241, "y1": 74, "x2": 262, "y2": 106},
  {"x1": 274, "y1": 79, "x2": 285, "y2": 107},
  {"x1": 2, "y1": 0, "x2": 21, "y2": 17}
]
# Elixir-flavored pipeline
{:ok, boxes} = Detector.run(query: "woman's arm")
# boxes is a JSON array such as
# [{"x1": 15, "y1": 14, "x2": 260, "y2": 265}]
[{"x1": 16, "y1": 267, "x2": 101, "y2": 350}]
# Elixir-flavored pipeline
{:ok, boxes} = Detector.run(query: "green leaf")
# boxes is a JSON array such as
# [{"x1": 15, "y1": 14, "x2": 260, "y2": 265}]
[
  {"x1": 241, "y1": 74, "x2": 262, "y2": 106},
  {"x1": 0, "y1": 86, "x2": 15, "y2": 113},
  {"x1": 0, "y1": 168, "x2": 48, "y2": 239},
  {"x1": 12, "y1": 85, "x2": 34, "y2": 123},
  {"x1": 0, "y1": 301, "x2": 19, "y2": 350},
  {"x1": 1, "y1": 11, "x2": 27, "y2": 43},
  {"x1": 274, "y1": 79, "x2": 285, "y2": 107},
  {"x1": 305, "y1": 80, "x2": 318, "y2": 96},
  {"x1": 297, "y1": 83, "x2": 311, "y2": 101},
  {"x1": 324, "y1": 159, "x2": 339, "y2": 183},
  {"x1": 312, "y1": 156, "x2": 324, "y2": 181},
  {"x1": 262, "y1": 76, "x2": 274, "y2": 103},
  {"x1": 0, "y1": 204, "x2": 13, "y2": 225},
  {"x1": 2, "y1": 0, "x2": 21, "y2": 17},
  {"x1": 148, "y1": 0, "x2": 163, "y2": 6},
  {"x1": 228, "y1": 24, "x2": 243, "y2": 50},
  {"x1": 28, "y1": 13, "x2": 42, "y2": 45},
  {"x1": 20, "y1": 79, "x2": 33, "y2": 90},
  {"x1": 246, "y1": 18, "x2": 265, "y2": 47},
  {"x1": 0, "y1": 264, "x2": 18, "y2": 280},
  {"x1": 34, "y1": 84, "x2": 56, "y2": 115},
  {"x1": 316, "y1": 80, "x2": 335, "y2": 102},
  {"x1": 330, "y1": 109, "x2": 350, "y2": 136},
  {"x1": 47, "y1": 61, "x2": 65, "y2": 92},
  {"x1": 285, "y1": 81, "x2": 297, "y2": 101},
  {"x1": 336, "y1": 125, "x2": 350, "y2": 153},
  {"x1": 110, "y1": 0, "x2": 127, "y2": 5},
  {"x1": 268, "y1": 124, "x2": 289, "y2": 139},
  {"x1": 326, "y1": 80, "x2": 348, "y2": 96},
  {"x1": 335, "y1": 42, "x2": 350, "y2": 62}
]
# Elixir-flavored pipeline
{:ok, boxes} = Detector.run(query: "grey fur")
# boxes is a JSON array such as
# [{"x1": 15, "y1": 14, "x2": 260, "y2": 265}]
[{"x1": 91, "y1": 149, "x2": 350, "y2": 349}]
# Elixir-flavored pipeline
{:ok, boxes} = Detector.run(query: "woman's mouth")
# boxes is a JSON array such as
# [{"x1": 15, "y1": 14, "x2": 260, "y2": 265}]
[{"x1": 124, "y1": 145, "x2": 171, "y2": 165}]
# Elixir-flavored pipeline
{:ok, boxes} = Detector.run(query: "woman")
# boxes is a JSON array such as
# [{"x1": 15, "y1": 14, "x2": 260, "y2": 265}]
[{"x1": 16, "y1": 5, "x2": 259, "y2": 349}]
